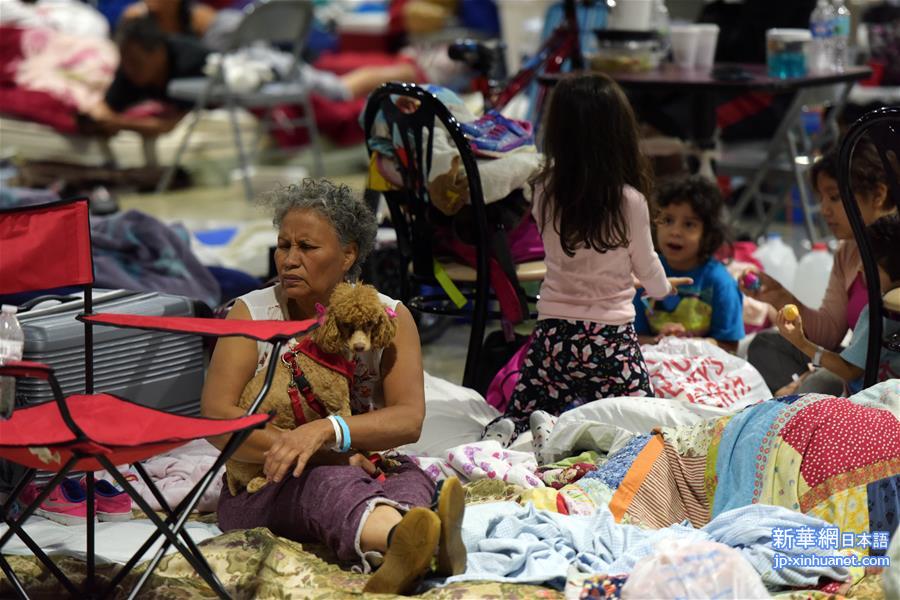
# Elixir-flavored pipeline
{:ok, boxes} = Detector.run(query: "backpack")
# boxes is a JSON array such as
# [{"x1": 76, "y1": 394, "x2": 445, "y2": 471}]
[{"x1": 434, "y1": 190, "x2": 543, "y2": 324}]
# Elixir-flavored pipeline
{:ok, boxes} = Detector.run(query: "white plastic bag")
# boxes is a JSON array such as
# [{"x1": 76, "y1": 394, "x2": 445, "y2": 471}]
[
  {"x1": 642, "y1": 337, "x2": 771, "y2": 410},
  {"x1": 622, "y1": 540, "x2": 770, "y2": 599}
]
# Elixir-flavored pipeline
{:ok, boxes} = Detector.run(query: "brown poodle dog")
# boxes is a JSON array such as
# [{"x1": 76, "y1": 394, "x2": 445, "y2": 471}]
[{"x1": 225, "y1": 283, "x2": 398, "y2": 494}]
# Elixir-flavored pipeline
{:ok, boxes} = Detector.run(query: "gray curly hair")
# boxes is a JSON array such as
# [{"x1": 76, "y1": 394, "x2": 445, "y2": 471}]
[{"x1": 258, "y1": 178, "x2": 378, "y2": 281}]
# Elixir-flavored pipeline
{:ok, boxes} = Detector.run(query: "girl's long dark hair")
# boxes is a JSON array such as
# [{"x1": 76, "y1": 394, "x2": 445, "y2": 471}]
[{"x1": 532, "y1": 73, "x2": 653, "y2": 257}]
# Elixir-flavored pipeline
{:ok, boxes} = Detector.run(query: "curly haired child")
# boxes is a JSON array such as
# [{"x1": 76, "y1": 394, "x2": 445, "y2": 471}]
[
  {"x1": 633, "y1": 175, "x2": 744, "y2": 353},
  {"x1": 483, "y1": 73, "x2": 690, "y2": 445}
]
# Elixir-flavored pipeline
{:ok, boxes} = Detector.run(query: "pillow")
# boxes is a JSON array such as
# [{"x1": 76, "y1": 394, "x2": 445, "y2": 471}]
[{"x1": 542, "y1": 395, "x2": 730, "y2": 463}]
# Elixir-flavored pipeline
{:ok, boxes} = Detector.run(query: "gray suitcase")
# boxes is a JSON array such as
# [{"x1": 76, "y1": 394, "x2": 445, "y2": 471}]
[{"x1": 17, "y1": 289, "x2": 205, "y2": 416}]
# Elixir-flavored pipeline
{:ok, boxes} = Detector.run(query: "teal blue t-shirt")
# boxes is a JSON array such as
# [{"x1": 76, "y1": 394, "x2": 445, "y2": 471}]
[
  {"x1": 840, "y1": 304, "x2": 900, "y2": 394},
  {"x1": 633, "y1": 257, "x2": 745, "y2": 342}
]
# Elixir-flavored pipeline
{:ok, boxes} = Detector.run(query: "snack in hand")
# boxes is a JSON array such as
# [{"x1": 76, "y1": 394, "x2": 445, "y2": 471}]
[{"x1": 783, "y1": 304, "x2": 800, "y2": 322}]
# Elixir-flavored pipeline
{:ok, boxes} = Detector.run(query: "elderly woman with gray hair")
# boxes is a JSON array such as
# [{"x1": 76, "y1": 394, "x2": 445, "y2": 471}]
[{"x1": 202, "y1": 179, "x2": 465, "y2": 594}]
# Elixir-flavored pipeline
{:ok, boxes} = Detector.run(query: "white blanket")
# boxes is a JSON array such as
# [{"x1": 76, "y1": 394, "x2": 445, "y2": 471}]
[
  {"x1": 541, "y1": 395, "x2": 734, "y2": 464},
  {"x1": 413, "y1": 440, "x2": 544, "y2": 488},
  {"x1": 97, "y1": 439, "x2": 224, "y2": 514}
]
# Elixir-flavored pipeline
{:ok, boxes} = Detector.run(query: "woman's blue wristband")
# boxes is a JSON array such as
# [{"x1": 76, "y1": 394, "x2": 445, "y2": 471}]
[{"x1": 333, "y1": 415, "x2": 351, "y2": 453}]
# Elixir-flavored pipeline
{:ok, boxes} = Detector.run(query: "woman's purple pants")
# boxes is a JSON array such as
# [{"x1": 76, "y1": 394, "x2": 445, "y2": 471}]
[{"x1": 217, "y1": 456, "x2": 435, "y2": 567}]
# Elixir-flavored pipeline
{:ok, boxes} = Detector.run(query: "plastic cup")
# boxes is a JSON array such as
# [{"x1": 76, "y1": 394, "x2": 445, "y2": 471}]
[
  {"x1": 694, "y1": 24, "x2": 719, "y2": 70},
  {"x1": 607, "y1": 0, "x2": 654, "y2": 31},
  {"x1": 669, "y1": 24, "x2": 699, "y2": 70}
]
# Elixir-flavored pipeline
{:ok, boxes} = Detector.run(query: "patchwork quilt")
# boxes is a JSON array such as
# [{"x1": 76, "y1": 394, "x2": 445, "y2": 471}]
[{"x1": 533, "y1": 391, "x2": 900, "y2": 549}]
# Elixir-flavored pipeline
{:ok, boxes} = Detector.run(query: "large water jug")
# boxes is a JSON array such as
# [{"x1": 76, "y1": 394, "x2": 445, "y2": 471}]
[
  {"x1": 754, "y1": 233, "x2": 798, "y2": 290},
  {"x1": 793, "y1": 243, "x2": 834, "y2": 310}
]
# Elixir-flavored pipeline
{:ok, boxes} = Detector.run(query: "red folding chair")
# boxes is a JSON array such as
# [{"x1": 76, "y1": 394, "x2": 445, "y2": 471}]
[{"x1": 0, "y1": 198, "x2": 316, "y2": 598}]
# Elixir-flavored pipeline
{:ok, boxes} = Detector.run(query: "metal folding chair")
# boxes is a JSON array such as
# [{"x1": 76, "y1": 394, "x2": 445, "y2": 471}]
[
  {"x1": 0, "y1": 198, "x2": 316, "y2": 598},
  {"x1": 157, "y1": 0, "x2": 323, "y2": 201},
  {"x1": 837, "y1": 105, "x2": 900, "y2": 389},
  {"x1": 720, "y1": 75, "x2": 867, "y2": 243}
]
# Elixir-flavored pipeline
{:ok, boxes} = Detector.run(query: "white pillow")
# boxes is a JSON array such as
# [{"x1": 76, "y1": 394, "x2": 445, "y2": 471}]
[
  {"x1": 543, "y1": 396, "x2": 730, "y2": 462},
  {"x1": 399, "y1": 373, "x2": 499, "y2": 456},
  {"x1": 400, "y1": 373, "x2": 535, "y2": 457}
]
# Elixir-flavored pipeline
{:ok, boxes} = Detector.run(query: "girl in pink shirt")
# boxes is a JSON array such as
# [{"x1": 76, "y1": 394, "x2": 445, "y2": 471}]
[
  {"x1": 483, "y1": 74, "x2": 689, "y2": 445},
  {"x1": 742, "y1": 142, "x2": 894, "y2": 395}
]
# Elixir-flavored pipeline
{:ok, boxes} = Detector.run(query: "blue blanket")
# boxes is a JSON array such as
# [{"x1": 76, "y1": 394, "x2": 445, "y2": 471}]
[{"x1": 447, "y1": 502, "x2": 850, "y2": 590}]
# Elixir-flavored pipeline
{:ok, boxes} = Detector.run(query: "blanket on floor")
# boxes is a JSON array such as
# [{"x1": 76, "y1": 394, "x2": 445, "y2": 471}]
[
  {"x1": 0, "y1": 527, "x2": 563, "y2": 599},
  {"x1": 0, "y1": 476, "x2": 889, "y2": 599},
  {"x1": 537, "y1": 385, "x2": 900, "y2": 560}
]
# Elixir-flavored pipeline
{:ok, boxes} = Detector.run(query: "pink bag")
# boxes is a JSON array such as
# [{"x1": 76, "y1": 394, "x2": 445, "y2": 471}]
[
  {"x1": 506, "y1": 213, "x2": 544, "y2": 263},
  {"x1": 485, "y1": 334, "x2": 533, "y2": 412}
]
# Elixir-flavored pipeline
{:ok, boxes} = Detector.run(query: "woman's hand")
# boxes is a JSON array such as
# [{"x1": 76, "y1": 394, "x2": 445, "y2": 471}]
[
  {"x1": 774, "y1": 369, "x2": 811, "y2": 396},
  {"x1": 313, "y1": 450, "x2": 381, "y2": 477},
  {"x1": 740, "y1": 268, "x2": 795, "y2": 309},
  {"x1": 775, "y1": 306, "x2": 808, "y2": 350},
  {"x1": 263, "y1": 419, "x2": 333, "y2": 483}
]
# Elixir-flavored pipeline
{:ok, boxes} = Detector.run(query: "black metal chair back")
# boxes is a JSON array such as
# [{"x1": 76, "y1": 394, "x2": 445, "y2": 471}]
[
  {"x1": 837, "y1": 105, "x2": 900, "y2": 388},
  {"x1": 362, "y1": 83, "x2": 492, "y2": 388}
]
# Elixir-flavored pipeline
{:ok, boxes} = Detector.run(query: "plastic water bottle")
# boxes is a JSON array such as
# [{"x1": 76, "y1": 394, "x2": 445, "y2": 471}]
[
  {"x1": 793, "y1": 243, "x2": 834, "y2": 310},
  {"x1": 809, "y1": 0, "x2": 835, "y2": 74},
  {"x1": 0, "y1": 305, "x2": 24, "y2": 419},
  {"x1": 831, "y1": 0, "x2": 851, "y2": 72},
  {"x1": 754, "y1": 233, "x2": 798, "y2": 290},
  {"x1": 651, "y1": 0, "x2": 671, "y2": 56}
]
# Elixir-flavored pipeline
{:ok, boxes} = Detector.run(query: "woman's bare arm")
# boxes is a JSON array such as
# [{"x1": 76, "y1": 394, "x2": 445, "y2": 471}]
[
  {"x1": 341, "y1": 303, "x2": 426, "y2": 450},
  {"x1": 201, "y1": 300, "x2": 283, "y2": 463}
]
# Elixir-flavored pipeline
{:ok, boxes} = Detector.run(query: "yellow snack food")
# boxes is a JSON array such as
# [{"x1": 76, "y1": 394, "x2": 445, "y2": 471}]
[{"x1": 783, "y1": 304, "x2": 800, "y2": 322}]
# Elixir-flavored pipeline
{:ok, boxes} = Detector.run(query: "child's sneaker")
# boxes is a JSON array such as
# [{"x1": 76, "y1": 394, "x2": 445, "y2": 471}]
[
  {"x1": 461, "y1": 111, "x2": 535, "y2": 157},
  {"x1": 79, "y1": 476, "x2": 132, "y2": 522},
  {"x1": 481, "y1": 417, "x2": 515, "y2": 447},
  {"x1": 20, "y1": 479, "x2": 88, "y2": 526},
  {"x1": 530, "y1": 410, "x2": 559, "y2": 466}
]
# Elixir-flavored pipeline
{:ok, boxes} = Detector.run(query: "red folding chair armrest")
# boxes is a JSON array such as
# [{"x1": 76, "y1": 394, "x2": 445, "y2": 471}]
[
  {"x1": 81, "y1": 313, "x2": 318, "y2": 342},
  {"x1": 0, "y1": 359, "x2": 54, "y2": 381}
]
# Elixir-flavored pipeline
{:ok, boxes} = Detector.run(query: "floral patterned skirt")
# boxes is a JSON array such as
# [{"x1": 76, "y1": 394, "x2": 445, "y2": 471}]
[{"x1": 501, "y1": 319, "x2": 653, "y2": 435}]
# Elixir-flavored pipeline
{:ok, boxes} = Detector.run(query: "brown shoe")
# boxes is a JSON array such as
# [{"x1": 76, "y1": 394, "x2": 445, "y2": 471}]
[
  {"x1": 363, "y1": 507, "x2": 440, "y2": 595},
  {"x1": 435, "y1": 476, "x2": 467, "y2": 576}
]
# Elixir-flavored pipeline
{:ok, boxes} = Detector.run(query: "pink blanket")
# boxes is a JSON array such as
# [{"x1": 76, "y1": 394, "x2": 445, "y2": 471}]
[
  {"x1": 97, "y1": 440, "x2": 224, "y2": 513},
  {"x1": 0, "y1": 26, "x2": 116, "y2": 132}
]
